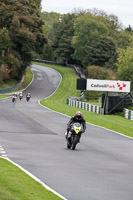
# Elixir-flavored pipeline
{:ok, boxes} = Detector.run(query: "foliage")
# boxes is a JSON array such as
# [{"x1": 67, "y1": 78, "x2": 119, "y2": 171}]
[
  {"x1": 36, "y1": 62, "x2": 133, "y2": 137},
  {"x1": 52, "y1": 13, "x2": 77, "y2": 63},
  {"x1": 84, "y1": 65, "x2": 116, "y2": 80},
  {"x1": 1, "y1": 4, "x2": 132, "y2": 83},
  {"x1": 116, "y1": 47, "x2": 133, "y2": 91},
  {"x1": 84, "y1": 90, "x2": 102, "y2": 101},
  {"x1": 0, "y1": 0, "x2": 46, "y2": 81},
  {"x1": 72, "y1": 14, "x2": 109, "y2": 66},
  {"x1": 84, "y1": 37, "x2": 117, "y2": 68},
  {"x1": 41, "y1": 12, "x2": 62, "y2": 61},
  {"x1": 41, "y1": 8, "x2": 133, "y2": 76},
  {"x1": 0, "y1": 28, "x2": 11, "y2": 82},
  {"x1": 84, "y1": 65, "x2": 116, "y2": 101},
  {"x1": 0, "y1": 28, "x2": 11, "y2": 53},
  {"x1": 0, "y1": 67, "x2": 33, "y2": 99},
  {"x1": 114, "y1": 30, "x2": 133, "y2": 49},
  {"x1": 125, "y1": 25, "x2": 133, "y2": 33}
]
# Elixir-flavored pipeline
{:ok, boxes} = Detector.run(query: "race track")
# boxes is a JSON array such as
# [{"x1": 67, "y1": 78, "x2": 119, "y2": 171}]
[{"x1": 0, "y1": 64, "x2": 133, "y2": 200}]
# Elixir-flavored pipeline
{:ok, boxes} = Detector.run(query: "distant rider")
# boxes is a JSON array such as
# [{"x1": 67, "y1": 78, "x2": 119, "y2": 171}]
[
  {"x1": 12, "y1": 93, "x2": 17, "y2": 102},
  {"x1": 13, "y1": 93, "x2": 17, "y2": 97},
  {"x1": 26, "y1": 93, "x2": 31, "y2": 101},
  {"x1": 19, "y1": 92, "x2": 23, "y2": 100},
  {"x1": 66, "y1": 111, "x2": 86, "y2": 139}
]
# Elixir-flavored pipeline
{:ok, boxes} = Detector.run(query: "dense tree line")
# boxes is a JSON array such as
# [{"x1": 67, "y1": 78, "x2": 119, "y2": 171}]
[
  {"x1": 0, "y1": 0, "x2": 46, "y2": 82},
  {"x1": 0, "y1": 3, "x2": 133, "y2": 93},
  {"x1": 41, "y1": 9, "x2": 133, "y2": 92}
]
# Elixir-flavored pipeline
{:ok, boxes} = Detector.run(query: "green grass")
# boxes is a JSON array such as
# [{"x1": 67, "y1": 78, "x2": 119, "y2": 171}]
[
  {"x1": 0, "y1": 95, "x2": 8, "y2": 99},
  {"x1": 127, "y1": 106, "x2": 133, "y2": 111},
  {"x1": 0, "y1": 79, "x2": 17, "y2": 89},
  {"x1": 0, "y1": 158, "x2": 62, "y2": 200},
  {"x1": 32, "y1": 62, "x2": 133, "y2": 138},
  {"x1": 0, "y1": 67, "x2": 63, "y2": 200},
  {"x1": 87, "y1": 101, "x2": 101, "y2": 106},
  {"x1": 13, "y1": 67, "x2": 33, "y2": 92},
  {"x1": 0, "y1": 62, "x2": 132, "y2": 200},
  {"x1": 0, "y1": 68, "x2": 33, "y2": 99}
]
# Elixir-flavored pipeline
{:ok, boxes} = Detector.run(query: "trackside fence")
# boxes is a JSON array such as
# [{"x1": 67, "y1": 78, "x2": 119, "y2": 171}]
[
  {"x1": 67, "y1": 98, "x2": 102, "y2": 114},
  {"x1": 67, "y1": 99, "x2": 133, "y2": 121},
  {"x1": 0, "y1": 76, "x2": 24, "y2": 93},
  {"x1": 124, "y1": 108, "x2": 133, "y2": 120}
]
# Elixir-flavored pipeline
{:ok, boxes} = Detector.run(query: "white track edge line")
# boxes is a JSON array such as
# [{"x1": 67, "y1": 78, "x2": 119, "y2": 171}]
[
  {"x1": 0, "y1": 65, "x2": 67, "y2": 200},
  {"x1": 37, "y1": 65, "x2": 133, "y2": 141},
  {"x1": 0, "y1": 157, "x2": 67, "y2": 200}
]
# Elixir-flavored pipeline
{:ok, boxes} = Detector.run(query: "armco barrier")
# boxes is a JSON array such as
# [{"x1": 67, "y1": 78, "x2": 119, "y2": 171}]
[
  {"x1": 124, "y1": 108, "x2": 133, "y2": 120},
  {"x1": 35, "y1": 59, "x2": 85, "y2": 78},
  {"x1": 0, "y1": 76, "x2": 24, "y2": 93},
  {"x1": 67, "y1": 98, "x2": 102, "y2": 114}
]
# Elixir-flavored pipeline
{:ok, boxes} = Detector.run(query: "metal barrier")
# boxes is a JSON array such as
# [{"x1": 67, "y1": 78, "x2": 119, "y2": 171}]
[
  {"x1": 0, "y1": 76, "x2": 24, "y2": 93},
  {"x1": 67, "y1": 98, "x2": 101, "y2": 114},
  {"x1": 124, "y1": 108, "x2": 133, "y2": 120},
  {"x1": 35, "y1": 59, "x2": 85, "y2": 78},
  {"x1": 67, "y1": 99, "x2": 133, "y2": 120}
]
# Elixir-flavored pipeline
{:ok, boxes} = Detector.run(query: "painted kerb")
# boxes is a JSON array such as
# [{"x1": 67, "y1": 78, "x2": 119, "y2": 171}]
[
  {"x1": 67, "y1": 98, "x2": 102, "y2": 114},
  {"x1": 124, "y1": 108, "x2": 133, "y2": 120}
]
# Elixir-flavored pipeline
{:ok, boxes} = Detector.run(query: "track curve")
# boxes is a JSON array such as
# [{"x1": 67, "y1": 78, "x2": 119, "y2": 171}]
[{"x1": 0, "y1": 64, "x2": 133, "y2": 200}]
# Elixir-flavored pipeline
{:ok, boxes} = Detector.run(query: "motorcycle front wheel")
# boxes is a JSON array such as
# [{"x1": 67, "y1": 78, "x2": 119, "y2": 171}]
[
  {"x1": 67, "y1": 143, "x2": 71, "y2": 149},
  {"x1": 71, "y1": 137, "x2": 79, "y2": 150}
]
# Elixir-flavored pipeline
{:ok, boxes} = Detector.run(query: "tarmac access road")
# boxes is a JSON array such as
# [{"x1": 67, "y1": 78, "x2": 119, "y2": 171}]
[{"x1": 0, "y1": 64, "x2": 133, "y2": 200}]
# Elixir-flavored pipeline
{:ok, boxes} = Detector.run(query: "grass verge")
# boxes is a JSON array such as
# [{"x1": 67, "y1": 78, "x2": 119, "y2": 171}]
[
  {"x1": 19, "y1": 67, "x2": 33, "y2": 91},
  {"x1": 0, "y1": 68, "x2": 33, "y2": 99},
  {"x1": 0, "y1": 66, "x2": 64, "y2": 200},
  {"x1": 0, "y1": 158, "x2": 63, "y2": 200},
  {"x1": 32, "y1": 62, "x2": 133, "y2": 138}
]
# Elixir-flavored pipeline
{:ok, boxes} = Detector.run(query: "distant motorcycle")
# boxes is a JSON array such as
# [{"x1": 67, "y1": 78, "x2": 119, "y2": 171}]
[
  {"x1": 12, "y1": 96, "x2": 16, "y2": 103},
  {"x1": 66, "y1": 122, "x2": 83, "y2": 150},
  {"x1": 19, "y1": 95, "x2": 22, "y2": 100},
  {"x1": 26, "y1": 94, "x2": 31, "y2": 102}
]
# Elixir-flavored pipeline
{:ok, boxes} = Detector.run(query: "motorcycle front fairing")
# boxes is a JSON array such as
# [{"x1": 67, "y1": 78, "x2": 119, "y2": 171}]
[{"x1": 70, "y1": 122, "x2": 83, "y2": 142}]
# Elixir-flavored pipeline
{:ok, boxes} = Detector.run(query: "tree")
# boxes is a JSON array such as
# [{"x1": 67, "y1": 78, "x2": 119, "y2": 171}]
[
  {"x1": 48, "y1": 13, "x2": 77, "y2": 64},
  {"x1": 85, "y1": 65, "x2": 116, "y2": 80},
  {"x1": 116, "y1": 47, "x2": 133, "y2": 91},
  {"x1": 72, "y1": 15, "x2": 109, "y2": 66},
  {"x1": 41, "y1": 12, "x2": 62, "y2": 60},
  {"x1": 125, "y1": 25, "x2": 133, "y2": 33},
  {"x1": 0, "y1": 0, "x2": 46, "y2": 81},
  {"x1": 0, "y1": 28, "x2": 11, "y2": 82},
  {"x1": 84, "y1": 37, "x2": 117, "y2": 69}
]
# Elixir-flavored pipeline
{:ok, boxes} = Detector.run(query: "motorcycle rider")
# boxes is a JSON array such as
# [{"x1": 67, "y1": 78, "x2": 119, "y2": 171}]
[
  {"x1": 12, "y1": 94, "x2": 17, "y2": 102},
  {"x1": 66, "y1": 111, "x2": 86, "y2": 139},
  {"x1": 19, "y1": 92, "x2": 23, "y2": 100},
  {"x1": 26, "y1": 93, "x2": 31, "y2": 101},
  {"x1": 13, "y1": 93, "x2": 17, "y2": 97}
]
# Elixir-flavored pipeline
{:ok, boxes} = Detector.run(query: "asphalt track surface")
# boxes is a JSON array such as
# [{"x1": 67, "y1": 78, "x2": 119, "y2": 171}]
[{"x1": 0, "y1": 64, "x2": 133, "y2": 200}]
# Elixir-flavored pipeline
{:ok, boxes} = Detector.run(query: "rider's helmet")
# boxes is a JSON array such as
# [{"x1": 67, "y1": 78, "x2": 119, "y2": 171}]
[{"x1": 75, "y1": 111, "x2": 82, "y2": 119}]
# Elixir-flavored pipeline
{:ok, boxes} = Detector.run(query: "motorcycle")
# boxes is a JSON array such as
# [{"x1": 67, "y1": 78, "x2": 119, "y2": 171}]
[
  {"x1": 66, "y1": 122, "x2": 83, "y2": 150},
  {"x1": 26, "y1": 95, "x2": 31, "y2": 102},
  {"x1": 12, "y1": 96, "x2": 16, "y2": 103},
  {"x1": 19, "y1": 95, "x2": 22, "y2": 100}
]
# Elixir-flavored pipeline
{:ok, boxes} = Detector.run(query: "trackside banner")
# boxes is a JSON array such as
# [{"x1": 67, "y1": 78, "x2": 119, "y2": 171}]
[{"x1": 86, "y1": 79, "x2": 131, "y2": 92}]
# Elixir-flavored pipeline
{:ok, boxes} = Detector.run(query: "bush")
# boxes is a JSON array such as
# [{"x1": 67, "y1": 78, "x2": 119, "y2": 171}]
[{"x1": 84, "y1": 65, "x2": 116, "y2": 80}]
